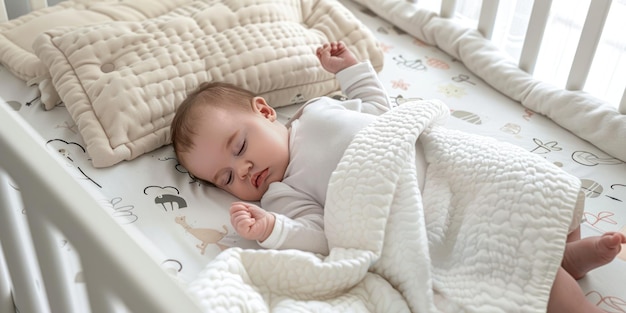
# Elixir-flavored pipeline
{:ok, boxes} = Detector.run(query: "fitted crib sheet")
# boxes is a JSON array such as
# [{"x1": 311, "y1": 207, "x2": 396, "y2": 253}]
[{"x1": 1, "y1": 0, "x2": 625, "y2": 309}]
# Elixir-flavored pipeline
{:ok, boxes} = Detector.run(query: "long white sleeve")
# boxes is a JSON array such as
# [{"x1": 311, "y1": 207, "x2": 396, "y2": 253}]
[
  {"x1": 259, "y1": 61, "x2": 390, "y2": 255},
  {"x1": 335, "y1": 61, "x2": 391, "y2": 114},
  {"x1": 259, "y1": 183, "x2": 328, "y2": 255}
]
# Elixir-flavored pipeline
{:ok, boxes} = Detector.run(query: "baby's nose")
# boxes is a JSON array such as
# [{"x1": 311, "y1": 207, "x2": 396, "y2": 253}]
[{"x1": 236, "y1": 161, "x2": 252, "y2": 179}]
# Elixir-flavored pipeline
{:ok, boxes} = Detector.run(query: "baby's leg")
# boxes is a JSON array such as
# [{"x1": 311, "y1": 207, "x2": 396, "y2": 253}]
[
  {"x1": 562, "y1": 232, "x2": 626, "y2": 280},
  {"x1": 548, "y1": 267, "x2": 606, "y2": 313}
]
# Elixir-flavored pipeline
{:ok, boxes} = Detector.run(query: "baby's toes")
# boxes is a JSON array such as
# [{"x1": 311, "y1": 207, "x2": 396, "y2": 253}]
[
  {"x1": 618, "y1": 232, "x2": 626, "y2": 243},
  {"x1": 599, "y1": 233, "x2": 624, "y2": 253}
]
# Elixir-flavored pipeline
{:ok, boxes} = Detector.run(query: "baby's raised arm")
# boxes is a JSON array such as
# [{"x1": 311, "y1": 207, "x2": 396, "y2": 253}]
[
  {"x1": 317, "y1": 42, "x2": 391, "y2": 113},
  {"x1": 316, "y1": 41, "x2": 358, "y2": 74}
]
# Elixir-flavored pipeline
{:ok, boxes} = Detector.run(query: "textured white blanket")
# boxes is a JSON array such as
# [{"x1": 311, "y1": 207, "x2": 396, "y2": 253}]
[{"x1": 187, "y1": 100, "x2": 583, "y2": 312}]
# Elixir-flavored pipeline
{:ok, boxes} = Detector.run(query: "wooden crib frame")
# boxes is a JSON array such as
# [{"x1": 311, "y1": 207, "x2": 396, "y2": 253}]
[{"x1": 0, "y1": 0, "x2": 624, "y2": 312}]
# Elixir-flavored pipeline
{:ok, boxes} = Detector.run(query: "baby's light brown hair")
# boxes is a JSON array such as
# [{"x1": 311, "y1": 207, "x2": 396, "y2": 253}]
[{"x1": 170, "y1": 82, "x2": 257, "y2": 164}]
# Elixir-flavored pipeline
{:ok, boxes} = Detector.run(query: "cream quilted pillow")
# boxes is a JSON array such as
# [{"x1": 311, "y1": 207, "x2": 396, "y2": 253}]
[
  {"x1": 33, "y1": 0, "x2": 384, "y2": 168},
  {"x1": 0, "y1": 0, "x2": 194, "y2": 86}
]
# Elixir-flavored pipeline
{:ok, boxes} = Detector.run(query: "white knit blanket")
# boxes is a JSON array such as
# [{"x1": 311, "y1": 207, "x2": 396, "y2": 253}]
[{"x1": 186, "y1": 100, "x2": 583, "y2": 312}]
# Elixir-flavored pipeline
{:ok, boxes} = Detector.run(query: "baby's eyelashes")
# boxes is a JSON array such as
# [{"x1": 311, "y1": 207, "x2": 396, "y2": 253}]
[{"x1": 237, "y1": 140, "x2": 246, "y2": 156}]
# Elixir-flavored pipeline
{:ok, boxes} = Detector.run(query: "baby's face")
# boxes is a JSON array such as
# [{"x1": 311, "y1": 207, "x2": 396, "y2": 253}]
[{"x1": 183, "y1": 98, "x2": 290, "y2": 201}]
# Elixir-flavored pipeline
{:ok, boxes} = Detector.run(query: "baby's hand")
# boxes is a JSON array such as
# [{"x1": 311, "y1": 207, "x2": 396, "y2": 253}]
[
  {"x1": 229, "y1": 202, "x2": 275, "y2": 242},
  {"x1": 316, "y1": 41, "x2": 358, "y2": 74}
]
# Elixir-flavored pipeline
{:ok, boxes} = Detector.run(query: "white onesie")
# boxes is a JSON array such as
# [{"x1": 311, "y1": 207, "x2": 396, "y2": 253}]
[{"x1": 259, "y1": 62, "x2": 427, "y2": 254}]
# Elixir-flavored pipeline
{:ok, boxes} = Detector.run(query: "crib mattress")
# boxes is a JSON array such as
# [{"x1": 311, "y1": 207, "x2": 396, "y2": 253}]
[{"x1": 1, "y1": 0, "x2": 625, "y2": 309}]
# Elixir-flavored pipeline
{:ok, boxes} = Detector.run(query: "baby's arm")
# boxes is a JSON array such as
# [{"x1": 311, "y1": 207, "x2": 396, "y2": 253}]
[
  {"x1": 317, "y1": 41, "x2": 390, "y2": 113},
  {"x1": 258, "y1": 185, "x2": 328, "y2": 255},
  {"x1": 230, "y1": 200, "x2": 328, "y2": 254},
  {"x1": 230, "y1": 202, "x2": 275, "y2": 242}
]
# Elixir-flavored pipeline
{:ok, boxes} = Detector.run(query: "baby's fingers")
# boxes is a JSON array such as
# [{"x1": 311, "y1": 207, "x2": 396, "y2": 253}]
[
  {"x1": 231, "y1": 209, "x2": 250, "y2": 220},
  {"x1": 230, "y1": 202, "x2": 243, "y2": 209},
  {"x1": 231, "y1": 212, "x2": 253, "y2": 230},
  {"x1": 316, "y1": 45, "x2": 330, "y2": 59},
  {"x1": 230, "y1": 207, "x2": 251, "y2": 224}
]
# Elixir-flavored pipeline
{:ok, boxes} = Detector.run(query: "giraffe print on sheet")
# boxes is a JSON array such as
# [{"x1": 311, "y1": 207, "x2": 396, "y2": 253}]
[{"x1": 175, "y1": 216, "x2": 229, "y2": 255}]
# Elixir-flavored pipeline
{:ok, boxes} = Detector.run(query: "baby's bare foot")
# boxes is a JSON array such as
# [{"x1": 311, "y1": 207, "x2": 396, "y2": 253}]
[{"x1": 562, "y1": 232, "x2": 626, "y2": 280}]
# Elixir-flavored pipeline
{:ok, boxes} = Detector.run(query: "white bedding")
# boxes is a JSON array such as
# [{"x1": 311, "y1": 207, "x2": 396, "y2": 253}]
[
  {"x1": 350, "y1": 0, "x2": 626, "y2": 162},
  {"x1": 2, "y1": 0, "x2": 626, "y2": 311},
  {"x1": 187, "y1": 100, "x2": 582, "y2": 312}
]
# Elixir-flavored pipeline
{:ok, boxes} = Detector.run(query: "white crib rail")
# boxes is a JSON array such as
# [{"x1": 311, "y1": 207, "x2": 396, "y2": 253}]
[
  {"x1": 565, "y1": 0, "x2": 612, "y2": 91},
  {"x1": 0, "y1": 0, "x2": 7, "y2": 22},
  {"x1": 0, "y1": 100, "x2": 204, "y2": 313},
  {"x1": 28, "y1": 0, "x2": 47, "y2": 11},
  {"x1": 0, "y1": 169, "x2": 48, "y2": 313},
  {"x1": 0, "y1": 0, "x2": 46, "y2": 22},
  {"x1": 0, "y1": 241, "x2": 14, "y2": 313},
  {"x1": 476, "y1": 0, "x2": 498, "y2": 40},
  {"x1": 441, "y1": 0, "x2": 626, "y2": 114},
  {"x1": 518, "y1": 0, "x2": 552, "y2": 75}
]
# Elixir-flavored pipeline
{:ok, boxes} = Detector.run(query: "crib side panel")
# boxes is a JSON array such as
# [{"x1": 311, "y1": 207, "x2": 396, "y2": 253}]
[
  {"x1": 518, "y1": 0, "x2": 552, "y2": 74},
  {"x1": 0, "y1": 100, "x2": 204, "y2": 312},
  {"x1": 0, "y1": 241, "x2": 15, "y2": 313},
  {"x1": 29, "y1": 0, "x2": 47, "y2": 11},
  {"x1": 440, "y1": 0, "x2": 626, "y2": 113},
  {"x1": 565, "y1": 0, "x2": 612, "y2": 91},
  {"x1": 0, "y1": 0, "x2": 8, "y2": 22},
  {"x1": 0, "y1": 170, "x2": 50, "y2": 313},
  {"x1": 2, "y1": 0, "x2": 48, "y2": 19}
]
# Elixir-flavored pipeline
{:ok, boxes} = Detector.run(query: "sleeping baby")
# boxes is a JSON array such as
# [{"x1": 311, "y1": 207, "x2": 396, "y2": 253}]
[{"x1": 170, "y1": 41, "x2": 625, "y2": 313}]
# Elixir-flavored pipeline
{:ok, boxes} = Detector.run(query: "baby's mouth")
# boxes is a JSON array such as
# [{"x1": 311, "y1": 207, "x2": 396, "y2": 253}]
[{"x1": 252, "y1": 168, "x2": 269, "y2": 188}]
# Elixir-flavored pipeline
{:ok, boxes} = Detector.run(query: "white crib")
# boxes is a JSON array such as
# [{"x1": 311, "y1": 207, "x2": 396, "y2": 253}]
[
  {"x1": 0, "y1": 1, "x2": 215, "y2": 312},
  {"x1": 0, "y1": 0, "x2": 624, "y2": 312},
  {"x1": 394, "y1": 0, "x2": 626, "y2": 115},
  {"x1": 0, "y1": 102, "x2": 204, "y2": 313}
]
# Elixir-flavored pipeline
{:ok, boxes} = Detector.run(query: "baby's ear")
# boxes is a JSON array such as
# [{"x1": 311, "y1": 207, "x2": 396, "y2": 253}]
[{"x1": 252, "y1": 97, "x2": 276, "y2": 121}]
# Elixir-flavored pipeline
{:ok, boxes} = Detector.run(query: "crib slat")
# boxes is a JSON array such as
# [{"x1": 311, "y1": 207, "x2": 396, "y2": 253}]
[
  {"x1": 440, "y1": 0, "x2": 457, "y2": 18},
  {"x1": 0, "y1": 100, "x2": 204, "y2": 313},
  {"x1": 29, "y1": 0, "x2": 47, "y2": 11},
  {"x1": 566, "y1": 0, "x2": 612, "y2": 91},
  {"x1": 86, "y1": 283, "x2": 125, "y2": 313},
  {"x1": 519, "y1": 0, "x2": 552, "y2": 74},
  {"x1": 618, "y1": 88, "x2": 626, "y2": 115},
  {"x1": 0, "y1": 0, "x2": 8, "y2": 23},
  {"x1": 1, "y1": 0, "x2": 48, "y2": 21},
  {"x1": 26, "y1": 212, "x2": 79, "y2": 313},
  {"x1": 0, "y1": 170, "x2": 50, "y2": 313},
  {"x1": 477, "y1": 0, "x2": 499, "y2": 39},
  {"x1": 0, "y1": 241, "x2": 15, "y2": 313}
]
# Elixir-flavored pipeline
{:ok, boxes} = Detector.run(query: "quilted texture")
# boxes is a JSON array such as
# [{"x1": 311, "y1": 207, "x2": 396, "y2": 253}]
[
  {"x1": 187, "y1": 100, "x2": 583, "y2": 312},
  {"x1": 33, "y1": 0, "x2": 383, "y2": 167},
  {"x1": 0, "y1": 0, "x2": 194, "y2": 83}
]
